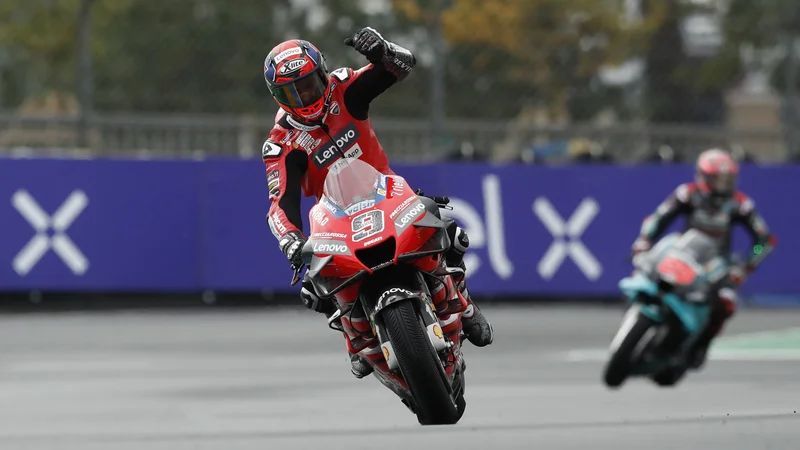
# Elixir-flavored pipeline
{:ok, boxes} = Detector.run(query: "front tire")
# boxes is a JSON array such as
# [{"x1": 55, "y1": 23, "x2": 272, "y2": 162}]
[
  {"x1": 382, "y1": 301, "x2": 461, "y2": 425},
  {"x1": 603, "y1": 312, "x2": 654, "y2": 388},
  {"x1": 652, "y1": 366, "x2": 687, "y2": 387}
]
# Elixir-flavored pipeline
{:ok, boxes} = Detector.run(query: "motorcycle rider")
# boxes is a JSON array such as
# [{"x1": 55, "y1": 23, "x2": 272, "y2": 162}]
[
  {"x1": 631, "y1": 148, "x2": 777, "y2": 368},
  {"x1": 261, "y1": 28, "x2": 494, "y2": 379}
]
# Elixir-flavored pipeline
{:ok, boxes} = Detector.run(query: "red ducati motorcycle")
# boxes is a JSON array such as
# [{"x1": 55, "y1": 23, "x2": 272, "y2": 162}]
[{"x1": 292, "y1": 158, "x2": 468, "y2": 425}]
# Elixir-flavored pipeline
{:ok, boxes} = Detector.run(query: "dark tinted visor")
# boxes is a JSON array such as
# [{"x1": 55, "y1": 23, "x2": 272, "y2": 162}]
[
  {"x1": 269, "y1": 70, "x2": 327, "y2": 109},
  {"x1": 710, "y1": 173, "x2": 736, "y2": 192}
]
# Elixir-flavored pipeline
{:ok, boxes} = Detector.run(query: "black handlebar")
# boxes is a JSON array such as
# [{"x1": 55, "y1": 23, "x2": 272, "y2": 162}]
[{"x1": 414, "y1": 189, "x2": 450, "y2": 208}]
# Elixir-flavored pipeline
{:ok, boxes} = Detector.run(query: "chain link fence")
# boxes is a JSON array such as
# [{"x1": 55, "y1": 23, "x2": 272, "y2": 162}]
[{"x1": 0, "y1": 111, "x2": 790, "y2": 164}]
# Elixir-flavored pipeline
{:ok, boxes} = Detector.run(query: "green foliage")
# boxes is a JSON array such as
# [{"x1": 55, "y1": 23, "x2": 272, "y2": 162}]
[
  {"x1": 0, "y1": 0, "x2": 82, "y2": 97},
  {"x1": 392, "y1": 0, "x2": 659, "y2": 120},
  {"x1": 0, "y1": 0, "x2": 796, "y2": 121}
]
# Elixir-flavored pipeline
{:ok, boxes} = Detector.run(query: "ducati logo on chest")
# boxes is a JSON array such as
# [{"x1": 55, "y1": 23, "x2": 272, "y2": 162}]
[{"x1": 330, "y1": 102, "x2": 341, "y2": 115}]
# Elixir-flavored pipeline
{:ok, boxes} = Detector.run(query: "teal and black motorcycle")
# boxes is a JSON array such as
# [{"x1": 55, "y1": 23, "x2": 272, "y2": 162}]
[{"x1": 603, "y1": 230, "x2": 732, "y2": 388}]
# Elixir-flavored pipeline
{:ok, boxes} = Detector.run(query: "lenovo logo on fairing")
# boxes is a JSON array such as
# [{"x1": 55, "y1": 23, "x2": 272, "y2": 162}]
[
  {"x1": 399, "y1": 203, "x2": 425, "y2": 225},
  {"x1": 533, "y1": 197, "x2": 602, "y2": 280},
  {"x1": 313, "y1": 242, "x2": 347, "y2": 254},
  {"x1": 12, "y1": 190, "x2": 90, "y2": 276},
  {"x1": 393, "y1": 201, "x2": 425, "y2": 235}
]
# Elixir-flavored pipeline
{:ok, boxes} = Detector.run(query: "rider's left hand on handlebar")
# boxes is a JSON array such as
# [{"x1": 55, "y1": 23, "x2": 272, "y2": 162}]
[
  {"x1": 729, "y1": 265, "x2": 747, "y2": 286},
  {"x1": 279, "y1": 231, "x2": 306, "y2": 269},
  {"x1": 631, "y1": 237, "x2": 651, "y2": 255},
  {"x1": 300, "y1": 275, "x2": 324, "y2": 311}
]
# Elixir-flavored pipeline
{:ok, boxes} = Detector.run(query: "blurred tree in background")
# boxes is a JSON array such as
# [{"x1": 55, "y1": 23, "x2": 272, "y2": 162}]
[
  {"x1": 0, "y1": 0, "x2": 86, "y2": 110},
  {"x1": 0, "y1": 0, "x2": 797, "y2": 125},
  {"x1": 399, "y1": 0, "x2": 657, "y2": 120}
]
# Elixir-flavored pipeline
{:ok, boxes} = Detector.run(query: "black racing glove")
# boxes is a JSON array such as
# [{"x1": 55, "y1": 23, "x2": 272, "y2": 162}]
[
  {"x1": 300, "y1": 272, "x2": 337, "y2": 315},
  {"x1": 278, "y1": 230, "x2": 306, "y2": 269},
  {"x1": 345, "y1": 27, "x2": 387, "y2": 64}
]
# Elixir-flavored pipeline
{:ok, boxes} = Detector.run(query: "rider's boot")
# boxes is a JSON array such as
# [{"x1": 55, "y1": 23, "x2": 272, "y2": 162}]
[
  {"x1": 302, "y1": 279, "x2": 373, "y2": 379},
  {"x1": 349, "y1": 353, "x2": 374, "y2": 379},
  {"x1": 338, "y1": 330, "x2": 375, "y2": 379},
  {"x1": 341, "y1": 308, "x2": 376, "y2": 379},
  {"x1": 455, "y1": 264, "x2": 494, "y2": 347},
  {"x1": 690, "y1": 287, "x2": 737, "y2": 369},
  {"x1": 446, "y1": 226, "x2": 494, "y2": 347}
]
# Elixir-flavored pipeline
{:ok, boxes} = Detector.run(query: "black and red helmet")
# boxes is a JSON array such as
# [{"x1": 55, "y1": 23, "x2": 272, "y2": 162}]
[
  {"x1": 264, "y1": 39, "x2": 331, "y2": 122},
  {"x1": 695, "y1": 148, "x2": 739, "y2": 196}
]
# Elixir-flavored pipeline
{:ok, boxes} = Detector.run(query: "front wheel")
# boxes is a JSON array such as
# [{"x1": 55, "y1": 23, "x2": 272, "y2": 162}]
[
  {"x1": 652, "y1": 366, "x2": 687, "y2": 387},
  {"x1": 382, "y1": 301, "x2": 461, "y2": 425},
  {"x1": 603, "y1": 309, "x2": 654, "y2": 388}
]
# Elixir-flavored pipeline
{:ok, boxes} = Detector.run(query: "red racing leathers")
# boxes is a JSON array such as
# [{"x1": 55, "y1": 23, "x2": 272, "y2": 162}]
[
  {"x1": 261, "y1": 47, "x2": 494, "y2": 360},
  {"x1": 263, "y1": 64, "x2": 399, "y2": 240}
]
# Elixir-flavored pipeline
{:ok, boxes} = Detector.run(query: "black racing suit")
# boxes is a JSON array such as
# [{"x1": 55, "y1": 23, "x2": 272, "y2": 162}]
[{"x1": 633, "y1": 182, "x2": 777, "y2": 355}]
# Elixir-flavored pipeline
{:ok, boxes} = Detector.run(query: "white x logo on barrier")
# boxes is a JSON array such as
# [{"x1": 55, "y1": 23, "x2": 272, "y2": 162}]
[
  {"x1": 12, "y1": 190, "x2": 90, "y2": 276},
  {"x1": 533, "y1": 197, "x2": 602, "y2": 280}
]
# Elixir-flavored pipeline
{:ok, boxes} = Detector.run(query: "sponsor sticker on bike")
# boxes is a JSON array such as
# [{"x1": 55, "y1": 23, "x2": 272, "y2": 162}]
[
  {"x1": 378, "y1": 287, "x2": 415, "y2": 304},
  {"x1": 311, "y1": 208, "x2": 330, "y2": 227},
  {"x1": 394, "y1": 201, "x2": 425, "y2": 234},
  {"x1": 310, "y1": 231, "x2": 348, "y2": 240},
  {"x1": 389, "y1": 196, "x2": 416, "y2": 220},
  {"x1": 311, "y1": 240, "x2": 350, "y2": 255},
  {"x1": 344, "y1": 198, "x2": 375, "y2": 216},
  {"x1": 362, "y1": 236, "x2": 384, "y2": 247}
]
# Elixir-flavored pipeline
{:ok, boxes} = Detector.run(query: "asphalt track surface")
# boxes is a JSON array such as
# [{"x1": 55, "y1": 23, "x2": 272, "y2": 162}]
[{"x1": 1, "y1": 304, "x2": 800, "y2": 449}]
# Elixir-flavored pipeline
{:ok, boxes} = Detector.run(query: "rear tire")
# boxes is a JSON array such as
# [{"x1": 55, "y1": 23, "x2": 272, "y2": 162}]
[
  {"x1": 382, "y1": 301, "x2": 461, "y2": 425},
  {"x1": 603, "y1": 312, "x2": 654, "y2": 388}
]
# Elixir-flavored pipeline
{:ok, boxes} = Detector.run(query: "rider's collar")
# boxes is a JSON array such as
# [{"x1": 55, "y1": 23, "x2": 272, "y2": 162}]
[{"x1": 286, "y1": 113, "x2": 329, "y2": 131}]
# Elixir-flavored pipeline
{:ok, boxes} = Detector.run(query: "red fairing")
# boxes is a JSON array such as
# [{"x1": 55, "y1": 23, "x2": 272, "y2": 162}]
[
  {"x1": 304, "y1": 162, "x2": 464, "y2": 392},
  {"x1": 307, "y1": 173, "x2": 437, "y2": 280}
]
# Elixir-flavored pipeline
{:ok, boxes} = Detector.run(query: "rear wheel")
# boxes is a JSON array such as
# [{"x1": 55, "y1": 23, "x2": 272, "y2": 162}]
[
  {"x1": 603, "y1": 311, "x2": 654, "y2": 388},
  {"x1": 382, "y1": 301, "x2": 461, "y2": 425}
]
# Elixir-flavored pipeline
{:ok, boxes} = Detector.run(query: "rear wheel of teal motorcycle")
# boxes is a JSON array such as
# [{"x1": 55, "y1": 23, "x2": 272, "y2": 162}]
[{"x1": 603, "y1": 311, "x2": 654, "y2": 388}]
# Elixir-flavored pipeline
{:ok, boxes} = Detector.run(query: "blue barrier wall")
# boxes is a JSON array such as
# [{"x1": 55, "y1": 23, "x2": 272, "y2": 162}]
[{"x1": 0, "y1": 157, "x2": 795, "y2": 298}]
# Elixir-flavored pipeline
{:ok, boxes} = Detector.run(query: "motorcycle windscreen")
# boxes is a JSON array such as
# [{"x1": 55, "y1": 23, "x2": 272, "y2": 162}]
[{"x1": 322, "y1": 158, "x2": 382, "y2": 216}]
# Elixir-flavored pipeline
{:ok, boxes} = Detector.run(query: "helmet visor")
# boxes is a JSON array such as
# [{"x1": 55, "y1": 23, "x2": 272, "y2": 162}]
[
  {"x1": 269, "y1": 70, "x2": 327, "y2": 109},
  {"x1": 710, "y1": 173, "x2": 736, "y2": 192}
]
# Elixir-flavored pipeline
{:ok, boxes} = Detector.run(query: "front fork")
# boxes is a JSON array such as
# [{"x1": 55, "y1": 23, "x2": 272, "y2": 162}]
[{"x1": 364, "y1": 283, "x2": 450, "y2": 372}]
